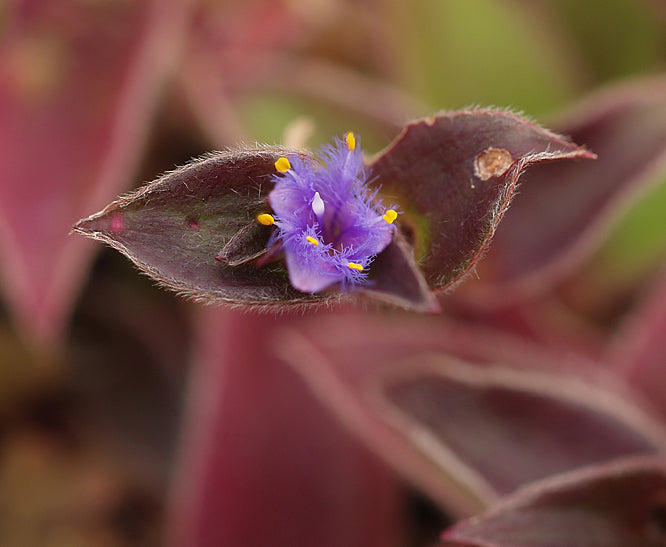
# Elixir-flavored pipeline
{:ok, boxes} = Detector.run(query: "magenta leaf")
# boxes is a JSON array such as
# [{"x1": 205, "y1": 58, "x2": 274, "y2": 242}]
[
  {"x1": 74, "y1": 110, "x2": 590, "y2": 309},
  {"x1": 275, "y1": 313, "x2": 666, "y2": 516},
  {"x1": 0, "y1": 0, "x2": 191, "y2": 344},
  {"x1": 368, "y1": 109, "x2": 594, "y2": 289},
  {"x1": 169, "y1": 310, "x2": 403, "y2": 547},
  {"x1": 442, "y1": 456, "x2": 666, "y2": 547},
  {"x1": 465, "y1": 77, "x2": 666, "y2": 304}
]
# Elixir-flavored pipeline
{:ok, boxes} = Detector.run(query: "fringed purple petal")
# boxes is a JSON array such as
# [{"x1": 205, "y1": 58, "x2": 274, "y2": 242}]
[{"x1": 268, "y1": 135, "x2": 396, "y2": 293}]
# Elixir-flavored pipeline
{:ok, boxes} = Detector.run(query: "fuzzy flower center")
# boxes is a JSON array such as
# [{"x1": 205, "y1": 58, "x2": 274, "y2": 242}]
[{"x1": 259, "y1": 133, "x2": 397, "y2": 294}]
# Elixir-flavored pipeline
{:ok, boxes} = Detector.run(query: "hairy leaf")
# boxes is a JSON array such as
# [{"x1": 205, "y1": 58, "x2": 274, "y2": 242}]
[
  {"x1": 464, "y1": 77, "x2": 666, "y2": 305},
  {"x1": 368, "y1": 110, "x2": 594, "y2": 290},
  {"x1": 74, "y1": 149, "x2": 331, "y2": 308},
  {"x1": 74, "y1": 110, "x2": 590, "y2": 309}
]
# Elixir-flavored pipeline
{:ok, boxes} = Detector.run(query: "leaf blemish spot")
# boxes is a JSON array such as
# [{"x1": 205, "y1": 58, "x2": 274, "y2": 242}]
[
  {"x1": 110, "y1": 211, "x2": 124, "y2": 234},
  {"x1": 474, "y1": 147, "x2": 513, "y2": 181}
]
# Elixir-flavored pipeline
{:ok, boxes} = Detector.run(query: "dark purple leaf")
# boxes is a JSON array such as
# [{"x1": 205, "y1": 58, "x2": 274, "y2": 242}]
[
  {"x1": 74, "y1": 149, "x2": 327, "y2": 308},
  {"x1": 168, "y1": 309, "x2": 403, "y2": 547},
  {"x1": 363, "y1": 231, "x2": 441, "y2": 313},
  {"x1": 442, "y1": 456, "x2": 666, "y2": 547},
  {"x1": 368, "y1": 109, "x2": 594, "y2": 290},
  {"x1": 0, "y1": 0, "x2": 192, "y2": 345},
  {"x1": 274, "y1": 313, "x2": 666, "y2": 517},
  {"x1": 462, "y1": 77, "x2": 666, "y2": 305}
]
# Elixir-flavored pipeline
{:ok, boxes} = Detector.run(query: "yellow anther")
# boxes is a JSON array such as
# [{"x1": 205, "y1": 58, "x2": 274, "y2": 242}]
[
  {"x1": 347, "y1": 262, "x2": 363, "y2": 271},
  {"x1": 383, "y1": 209, "x2": 398, "y2": 224},
  {"x1": 257, "y1": 213, "x2": 275, "y2": 225},
  {"x1": 306, "y1": 235, "x2": 319, "y2": 246},
  {"x1": 275, "y1": 157, "x2": 291, "y2": 173},
  {"x1": 346, "y1": 132, "x2": 356, "y2": 151}
]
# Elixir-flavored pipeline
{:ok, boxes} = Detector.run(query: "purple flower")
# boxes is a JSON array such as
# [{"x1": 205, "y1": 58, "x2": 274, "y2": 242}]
[{"x1": 260, "y1": 133, "x2": 398, "y2": 293}]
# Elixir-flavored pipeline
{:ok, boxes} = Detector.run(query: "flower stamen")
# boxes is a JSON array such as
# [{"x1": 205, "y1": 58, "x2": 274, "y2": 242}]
[
  {"x1": 346, "y1": 132, "x2": 356, "y2": 151},
  {"x1": 275, "y1": 157, "x2": 291, "y2": 173},
  {"x1": 383, "y1": 209, "x2": 398, "y2": 224},
  {"x1": 347, "y1": 262, "x2": 363, "y2": 271},
  {"x1": 306, "y1": 235, "x2": 319, "y2": 246},
  {"x1": 256, "y1": 213, "x2": 275, "y2": 225}
]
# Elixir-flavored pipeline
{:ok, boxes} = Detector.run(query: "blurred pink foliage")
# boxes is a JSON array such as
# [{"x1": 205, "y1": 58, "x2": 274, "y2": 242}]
[
  {"x1": 170, "y1": 309, "x2": 403, "y2": 547},
  {"x1": 0, "y1": 0, "x2": 192, "y2": 343}
]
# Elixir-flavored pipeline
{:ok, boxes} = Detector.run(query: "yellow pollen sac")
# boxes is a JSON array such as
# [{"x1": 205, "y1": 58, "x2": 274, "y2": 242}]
[
  {"x1": 383, "y1": 209, "x2": 398, "y2": 224},
  {"x1": 257, "y1": 213, "x2": 275, "y2": 225},
  {"x1": 275, "y1": 157, "x2": 291, "y2": 173},
  {"x1": 347, "y1": 262, "x2": 363, "y2": 271},
  {"x1": 306, "y1": 235, "x2": 319, "y2": 246},
  {"x1": 346, "y1": 132, "x2": 356, "y2": 151}
]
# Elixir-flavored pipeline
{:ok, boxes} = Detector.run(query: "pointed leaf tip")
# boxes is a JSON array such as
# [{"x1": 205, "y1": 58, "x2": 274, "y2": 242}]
[{"x1": 73, "y1": 148, "x2": 323, "y2": 307}]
